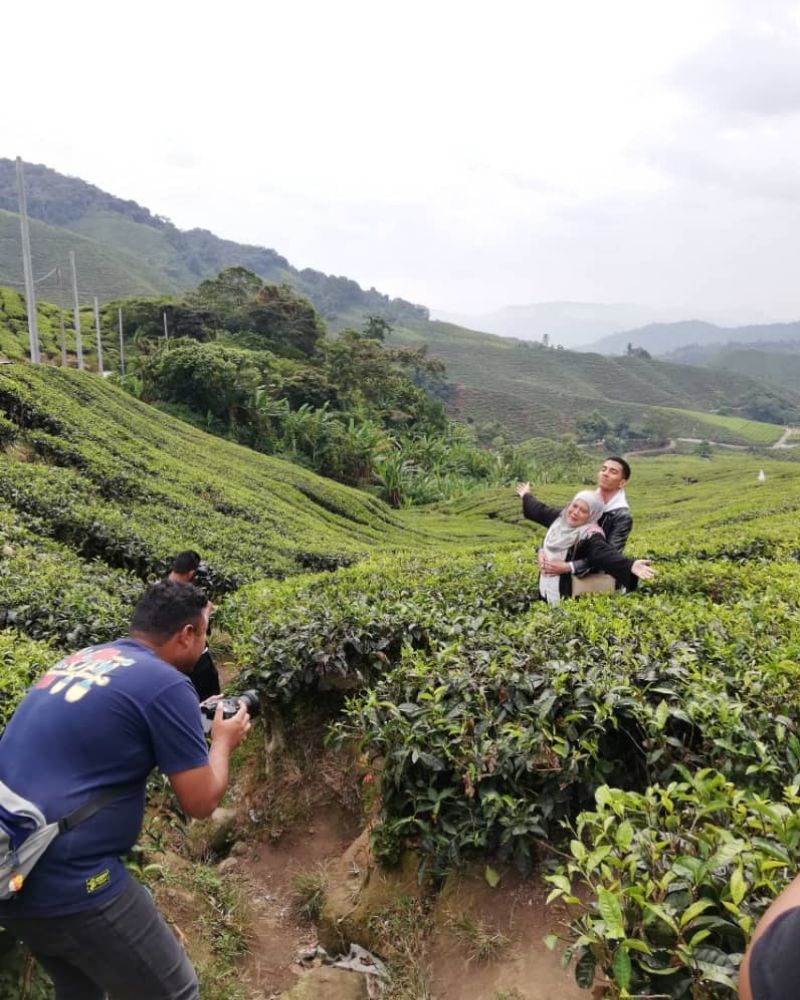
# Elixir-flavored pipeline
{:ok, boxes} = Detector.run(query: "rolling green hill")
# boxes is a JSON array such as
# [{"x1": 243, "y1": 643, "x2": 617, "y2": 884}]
[
  {"x1": 663, "y1": 342, "x2": 800, "y2": 394},
  {"x1": 0, "y1": 364, "x2": 516, "y2": 582},
  {"x1": 390, "y1": 319, "x2": 800, "y2": 441}
]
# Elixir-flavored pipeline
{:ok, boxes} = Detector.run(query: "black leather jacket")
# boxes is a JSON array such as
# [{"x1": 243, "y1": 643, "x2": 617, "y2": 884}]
[{"x1": 572, "y1": 506, "x2": 633, "y2": 576}]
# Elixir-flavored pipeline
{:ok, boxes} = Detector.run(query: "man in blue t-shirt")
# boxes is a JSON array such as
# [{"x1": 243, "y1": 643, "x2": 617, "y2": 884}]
[{"x1": 0, "y1": 580, "x2": 252, "y2": 1000}]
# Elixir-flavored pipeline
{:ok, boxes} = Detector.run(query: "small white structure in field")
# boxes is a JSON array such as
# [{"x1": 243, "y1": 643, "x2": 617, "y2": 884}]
[{"x1": 758, "y1": 469, "x2": 766, "y2": 482}]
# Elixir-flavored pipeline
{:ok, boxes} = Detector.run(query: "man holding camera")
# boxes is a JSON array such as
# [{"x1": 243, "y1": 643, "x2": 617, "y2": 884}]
[
  {"x1": 0, "y1": 581, "x2": 251, "y2": 1000},
  {"x1": 167, "y1": 550, "x2": 222, "y2": 701}
]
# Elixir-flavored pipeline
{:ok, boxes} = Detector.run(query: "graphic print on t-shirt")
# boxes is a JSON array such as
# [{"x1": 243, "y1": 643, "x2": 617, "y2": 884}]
[{"x1": 35, "y1": 647, "x2": 136, "y2": 703}]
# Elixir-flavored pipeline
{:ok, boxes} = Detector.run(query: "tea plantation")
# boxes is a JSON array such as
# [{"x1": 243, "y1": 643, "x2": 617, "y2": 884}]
[{"x1": 2, "y1": 363, "x2": 800, "y2": 998}]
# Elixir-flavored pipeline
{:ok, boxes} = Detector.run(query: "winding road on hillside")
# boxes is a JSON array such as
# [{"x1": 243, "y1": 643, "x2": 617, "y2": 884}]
[
  {"x1": 629, "y1": 426, "x2": 799, "y2": 457},
  {"x1": 772, "y1": 426, "x2": 800, "y2": 448}
]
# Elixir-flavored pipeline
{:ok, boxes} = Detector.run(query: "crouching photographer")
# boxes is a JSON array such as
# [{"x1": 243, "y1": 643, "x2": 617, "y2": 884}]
[{"x1": 0, "y1": 580, "x2": 251, "y2": 1000}]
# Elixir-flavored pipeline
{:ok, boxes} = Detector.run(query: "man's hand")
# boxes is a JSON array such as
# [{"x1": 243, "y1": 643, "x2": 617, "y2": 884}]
[
  {"x1": 632, "y1": 559, "x2": 656, "y2": 580},
  {"x1": 210, "y1": 701, "x2": 250, "y2": 751},
  {"x1": 515, "y1": 482, "x2": 530, "y2": 497}
]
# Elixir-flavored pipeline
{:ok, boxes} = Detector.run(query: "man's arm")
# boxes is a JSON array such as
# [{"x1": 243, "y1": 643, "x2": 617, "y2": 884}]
[
  {"x1": 168, "y1": 703, "x2": 250, "y2": 818},
  {"x1": 572, "y1": 509, "x2": 634, "y2": 576}
]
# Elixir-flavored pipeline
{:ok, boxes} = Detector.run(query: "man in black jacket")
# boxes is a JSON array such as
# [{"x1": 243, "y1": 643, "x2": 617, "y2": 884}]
[
  {"x1": 571, "y1": 456, "x2": 632, "y2": 576},
  {"x1": 167, "y1": 551, "x2": 221, "y2": 701}
]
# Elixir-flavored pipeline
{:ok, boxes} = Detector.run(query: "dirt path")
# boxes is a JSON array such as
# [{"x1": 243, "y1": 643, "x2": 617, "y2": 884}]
[
  {"x1": 772, "y1": 426, "x2": 800, "y2": 448},
  {"x1": 231, "y1": 803, "x2": 361, "y2": 997}
]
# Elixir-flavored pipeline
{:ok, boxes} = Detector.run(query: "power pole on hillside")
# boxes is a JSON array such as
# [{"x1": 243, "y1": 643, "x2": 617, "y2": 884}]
[
  {"x1": 69, "y1": 250, "x2": 84, "y2": 369},
  {"x1": 15, "y1": 157, "x2": 40, "y2": 364},
  {"x1": 118, "y1": 307, "x2": 125, "y2": 375},
  {"x1": 93, "y1": 297, "x2": 104, "y2": 373},
  {"x1": 56, "y1": 266, "x2": 67, "y2": 367}
]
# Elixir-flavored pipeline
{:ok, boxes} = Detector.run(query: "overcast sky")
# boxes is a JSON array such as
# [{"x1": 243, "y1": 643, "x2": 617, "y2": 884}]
[{"x1": 4, "y1": 0, "x2": 800, "y2": 321}]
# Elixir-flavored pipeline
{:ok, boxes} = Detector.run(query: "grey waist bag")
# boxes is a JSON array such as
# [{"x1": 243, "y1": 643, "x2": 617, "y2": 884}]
[{"x1": 0, "y1": 780, "x2": 135, "y2": 900}]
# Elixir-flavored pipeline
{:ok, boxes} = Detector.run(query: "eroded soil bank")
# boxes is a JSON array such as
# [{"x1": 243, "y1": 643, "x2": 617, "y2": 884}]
[{"x1": 152, "y1": 703, "x2": 589, "y2": 1000}]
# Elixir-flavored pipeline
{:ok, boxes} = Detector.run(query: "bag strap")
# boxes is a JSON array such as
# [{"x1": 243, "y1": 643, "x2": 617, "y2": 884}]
[{"x1": 58, "y1": 783, "x2": 140, "y2": 834}]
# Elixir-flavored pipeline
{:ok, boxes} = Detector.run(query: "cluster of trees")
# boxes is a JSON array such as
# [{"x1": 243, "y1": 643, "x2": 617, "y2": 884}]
[
  {"x1": 575, "y1": 411, "x2": 665, "y2": 453},
  {"x1": 114, "y1": 269, "x2": 530, "y2": 506}
]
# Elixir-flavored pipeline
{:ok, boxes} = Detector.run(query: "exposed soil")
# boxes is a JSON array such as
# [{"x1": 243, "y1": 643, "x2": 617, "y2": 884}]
[
  {"x1": 223, "y1": 802, "x2": 589, "y2": 999},
  {"x1": 234, "y1": 803, "x2": 362, "y2": 998},
  {"x1": 429, "y1": 866, "x2": 588, "y2": 1000}
]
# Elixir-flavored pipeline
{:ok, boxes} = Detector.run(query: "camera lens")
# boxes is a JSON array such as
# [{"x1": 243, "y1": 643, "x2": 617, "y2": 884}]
[{"x1": 238, "y1": 690, "x2": 260, "y2": 719}]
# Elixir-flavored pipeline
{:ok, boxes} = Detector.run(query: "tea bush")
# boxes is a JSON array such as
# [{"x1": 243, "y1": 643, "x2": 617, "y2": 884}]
[
  {"x1": 0, "y1": 630, "x2": 57, "y2": 730},
  {"x1": 546, "y1": 771, "x2": 800, "y2": 998}
]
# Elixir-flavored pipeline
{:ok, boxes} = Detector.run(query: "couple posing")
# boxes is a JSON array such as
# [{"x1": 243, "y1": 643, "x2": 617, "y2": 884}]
[{"x1": 516, "y1": 456, "x2": 655, "y2": 605}]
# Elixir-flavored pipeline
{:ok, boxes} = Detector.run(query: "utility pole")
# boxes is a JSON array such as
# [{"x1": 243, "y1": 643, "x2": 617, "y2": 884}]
[
  {"x1": 93, "y1": 297, "x2": 104, "y2": 373},
  {"x1": 15, "y1": 157, "x2": 40, "y2": 363},
  {"x1": 56, "y1": 266, "x2": 67, "y2": 367},
  {"x1": 162, "y1": 310, "x2": 169, "y2": 342},
  {"x1": 69, "y1": 250, "x2": 84, "y2": 369},
  {"x1": 118, "y1": 307, "x2": 125, "y2": 375}
]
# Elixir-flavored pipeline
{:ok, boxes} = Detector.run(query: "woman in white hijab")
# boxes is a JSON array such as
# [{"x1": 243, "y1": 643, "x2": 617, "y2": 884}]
[{"x1": 516, "y1": 485, "x2": 656, "y2": 605}]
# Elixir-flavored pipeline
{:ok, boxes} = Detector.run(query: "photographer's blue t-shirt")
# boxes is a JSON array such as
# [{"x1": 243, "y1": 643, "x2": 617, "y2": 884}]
[{"x1": 0, "y1": 639, "x2": 209, "y2": 917}]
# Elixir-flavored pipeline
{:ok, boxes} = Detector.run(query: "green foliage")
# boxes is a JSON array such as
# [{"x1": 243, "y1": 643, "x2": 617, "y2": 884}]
[
  {"x1": 546, "y1": 772, "x2": 800, "y2": 998},
  {"x1": 0, "y1": 934, "x2": 52, "y2": 1000},
  {"x1": 0, "y1": 631, "x2": 56, "y2": 731},
  {"x1": 2, "y1": 356, "x2": 800, "y2": 1000}
]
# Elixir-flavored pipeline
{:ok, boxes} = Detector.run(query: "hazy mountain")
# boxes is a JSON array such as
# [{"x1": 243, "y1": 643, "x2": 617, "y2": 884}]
[
  {"x1": 586, "y1": 319, "x2": 800, "y2": 356},
  {"x1": 0, "y1": 158, "x2": 428, "y2": 328},
  {"x1": 431, "y1": 302, "x2": 773, "y2": 349}
]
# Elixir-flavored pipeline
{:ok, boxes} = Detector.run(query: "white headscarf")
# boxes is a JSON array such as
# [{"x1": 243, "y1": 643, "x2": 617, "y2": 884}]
[{"x1": 539, "y1": 490, "x2": 605, "y2": 604}]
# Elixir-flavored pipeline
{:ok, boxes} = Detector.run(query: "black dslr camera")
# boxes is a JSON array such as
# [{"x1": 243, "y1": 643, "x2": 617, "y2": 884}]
[
  {"x1": 199, "y1": 690, "x2": 260, "y2": 734},
  {"x1": 192, "y1": 561, "x2": 211, "y2": 592}
]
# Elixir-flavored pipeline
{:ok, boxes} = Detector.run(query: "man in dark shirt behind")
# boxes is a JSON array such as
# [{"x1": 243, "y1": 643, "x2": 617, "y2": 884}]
[
  {"x1": 740, "y1": 873, "x2": 800, "y2": 999},
  {"x1": 167, "y1": 550, "x2": 222, "y2": 701},
  {"x1": 571, "y1": 455, "x2": 633, "y2": 575},
  {"x1": 0, "y1": 581, "x2": 251, "y2": 1000}
]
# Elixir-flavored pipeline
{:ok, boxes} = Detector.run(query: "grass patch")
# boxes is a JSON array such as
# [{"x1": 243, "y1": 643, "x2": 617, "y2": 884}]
[
  {"x1": 447, "y1": 912, "x2": 511, "y2": 964},
  {"x1": 290, "y1": 866, "x2": 328, "y2": 922},
  {"x1": 368, "y1": 897, "x2": 433, "y2": 1000}
]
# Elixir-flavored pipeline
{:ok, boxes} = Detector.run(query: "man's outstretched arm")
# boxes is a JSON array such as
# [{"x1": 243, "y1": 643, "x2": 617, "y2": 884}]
[{"x1": 168, "y1": 703, "x2": 250, "y2": 818}]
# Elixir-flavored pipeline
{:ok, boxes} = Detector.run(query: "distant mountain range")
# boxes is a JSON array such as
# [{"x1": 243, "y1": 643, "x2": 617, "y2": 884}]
[
  {"x1": 585, "y1": 319, "x2": 800, "y2": 356},
  {"x1": 433, "y1": 302, "x2": 779, "y2": 349},
  {"x1": 3, "y1": 156, "x2": 800, "y2": 440}
]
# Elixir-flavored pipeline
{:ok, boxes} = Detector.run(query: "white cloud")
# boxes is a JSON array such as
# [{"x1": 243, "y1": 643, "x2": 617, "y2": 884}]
[{"x1": 3, "y1": 0, "x2": 800, "y2": 319}]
